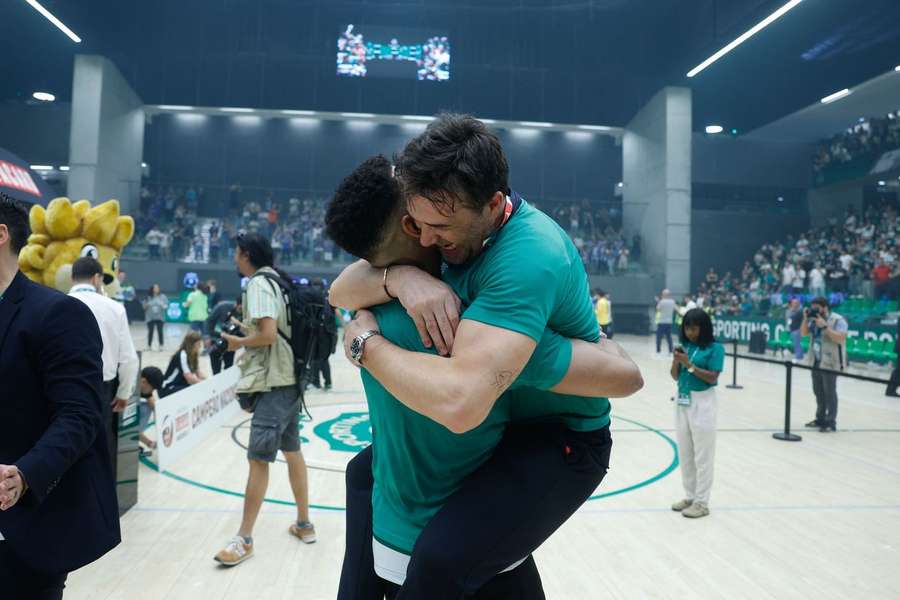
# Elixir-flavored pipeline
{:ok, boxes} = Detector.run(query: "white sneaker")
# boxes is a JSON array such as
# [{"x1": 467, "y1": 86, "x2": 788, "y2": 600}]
[
  {"x1": 671, "y1": 498, "x2": 693, "y2": 512},
  {"x1": 682, "y1": 502, "x2": 710, "y2": 519}
]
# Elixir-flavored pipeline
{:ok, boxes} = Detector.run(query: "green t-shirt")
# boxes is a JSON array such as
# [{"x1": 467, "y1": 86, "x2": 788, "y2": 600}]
[
  {"x1": 186, "y1": 289, "x2": 208, "y2": 323},
  {"x1": 677, "y1": 341, "x2": 725, "y2": 395},
  {"x1": 365, "y1": 300, "x2": 572, "y2": 554},
  {"x1": 442, "y1": 199, "x2": 610, "y2": 431}
]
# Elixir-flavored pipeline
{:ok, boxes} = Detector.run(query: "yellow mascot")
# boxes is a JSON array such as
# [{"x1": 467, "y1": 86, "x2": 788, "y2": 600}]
[{"x1": 17, "y1": 197, "x2": 134, "y2": 294}]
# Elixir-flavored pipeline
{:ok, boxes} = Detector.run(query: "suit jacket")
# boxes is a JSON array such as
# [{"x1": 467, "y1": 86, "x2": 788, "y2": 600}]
[{"x1": 0, "y1": 271, "x2": 120, "y2": 574}]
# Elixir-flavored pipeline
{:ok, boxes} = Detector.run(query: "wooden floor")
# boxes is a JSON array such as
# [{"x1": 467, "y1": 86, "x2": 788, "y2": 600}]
[{"x1": 67, "y1": 325, "x2": 900, "y2": 599}]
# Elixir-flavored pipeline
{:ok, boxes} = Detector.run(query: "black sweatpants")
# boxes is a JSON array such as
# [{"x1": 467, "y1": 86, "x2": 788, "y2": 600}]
[
  {"x1": 338, "y1": 423, "x2": 613, "y2": 599},
  {"x1": 210, "y1": 350, "x2": 235, "y2": 375}
]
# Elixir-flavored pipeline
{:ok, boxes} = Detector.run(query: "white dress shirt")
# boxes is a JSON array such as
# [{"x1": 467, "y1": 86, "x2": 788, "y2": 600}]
[{"x1": 69, "y1": 283, "x2": 139, "y2": 399}]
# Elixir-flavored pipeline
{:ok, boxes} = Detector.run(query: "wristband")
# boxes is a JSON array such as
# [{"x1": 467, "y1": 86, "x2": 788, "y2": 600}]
[{"x1": 383, "y1": 267, "x2": 397, "y2": 299}]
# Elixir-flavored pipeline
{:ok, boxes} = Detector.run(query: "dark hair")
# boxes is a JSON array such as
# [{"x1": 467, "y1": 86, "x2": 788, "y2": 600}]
[
  {"x1": 680, "y1": 308, "x2": 715, "y2": 348},
  {"x1": 396, "y1": 113, "x2": 509, "y2": 213},
  {"x1": 141, "y1": 366, "x2": 164, "y2": 391},
  {"x1": 72, "y1": 257, "x2": 103, "y2": 281},
  {"x1": 596, "y1": 289, "x2": 607, "y2": 297},
  {"x1": 235, "y1": 231, "x2": 293, "y2": 282},
  {"x1": 811, "y1": 296, "x2": 829, "y2": 309},
  {"x1": 236, "y1": 232, "x2": 274, "y2": 271},
  {"x1": 326, "y1": 155, "x2": 401, "y2": 260},
  {"x1": 149, "y1": 283, "x2": 161, "y2": 296},
  {"x1": 0, "y1": 192, "x2": 30, "y2": 254}
]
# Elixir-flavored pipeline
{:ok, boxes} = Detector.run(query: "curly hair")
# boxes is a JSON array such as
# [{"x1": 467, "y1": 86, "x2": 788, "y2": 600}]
[
  {"x1": 326, "y1": 155, "x2": 402, "y2": 260},
  {"x1": 395, "y1": 113, "x2": 508, "y2": 214}
]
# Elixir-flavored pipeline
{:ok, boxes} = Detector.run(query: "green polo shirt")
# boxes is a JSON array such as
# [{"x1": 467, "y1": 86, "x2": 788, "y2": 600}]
[
  {"x1": 442, "y1": 199, "x2": 610, "y2": 431},
  {"x1": 677, "y1": 341, "x2": 725, "y2": 395}
]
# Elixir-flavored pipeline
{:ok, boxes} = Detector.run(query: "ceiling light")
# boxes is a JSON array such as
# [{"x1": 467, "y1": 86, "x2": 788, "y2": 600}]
[
  {"x1": 281, "y1": 110, "x2": 316, "y2": 116},
  {"x1": 32, "y1": 91, "x2": 55, "y2": 102},
  {"x1": 895, "y1": 65, "x2": 900, "y2": 72},
  {"x1": 221, "y1": 107, "x2": 254, "y2": 113},
  {"x1": 617, "y1": 182, "x2": 624, "y2": 188},
  {"x1": 820, "y1": 88, "x2": 851, "y2": 104},
  {"x1": 341, "y1": 112, "x2": 375, "y2": 118},
  {"x1": 577, "y1": 125, "x2": 611, "y2": 131},
  {"x1": 25, "y1": 0, "x2": 81, "y2": 43},
  {"x1": 59, "y1": 165, "x2": 69, "y2": 172},
  {"x1": 705, "y1": 125, "x2": 724, "y2": 134},
  {"x1": 401, "y1": 115, "x2": 433, "y2": 121},
  {"x1": 686, "y1": 0, "x2": 804, "y2": 78},
  {"x1": 141, "y1": 162, "x2": 148, "y2": 168},
  {"x1": 158, "y1": 105, "x2": 194, "y2": 111},
  {"x1": 480, "y1": 119, "x2": 497, "y2": 124},
  {"x1": 30, "y1": 165, "x2": 53, "y2": 171},
  {"x1": 878, "y1": 181, "x2": 887, "y2": 186},
  {"x1": 519, "y1": 121, "x2": 553, "y2": 127}
]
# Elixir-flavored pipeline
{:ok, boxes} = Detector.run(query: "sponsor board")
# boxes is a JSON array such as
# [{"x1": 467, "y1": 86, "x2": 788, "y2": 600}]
[{"x1": 713, "y1": 316, "x2": 895, "y2": 345}]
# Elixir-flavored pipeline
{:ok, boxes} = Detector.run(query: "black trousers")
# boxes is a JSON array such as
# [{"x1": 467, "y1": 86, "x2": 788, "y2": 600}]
[
  {"x1": 656, "y1": 324, "x2": 673, "y2": 353},
  {"x1": 210, "y1": 350, "x2": 235, "y2": 375},
  {"x1": 811, "y1": 370, "x2": 838, "y2": 427},
  {"x1": 0, "y1": 541, "x2": 67, "y2": 599},
  {"x1": 312, "y1": 358, "x2": 332, "y2": 387},
  {"x1": 147, "y1": 320, "x2": 164, "y2": 347},
  {"x1": 338, "y1": 424, "x2": 612, "y2": 599},
  {"x1": 599, "y1": 322, "x2": 614, "y2": 339}
]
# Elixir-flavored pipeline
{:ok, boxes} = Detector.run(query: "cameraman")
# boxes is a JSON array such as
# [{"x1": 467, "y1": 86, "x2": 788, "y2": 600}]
[
  {"x1": 206, "y1": 296, "x2": 242, "y2": 375},
  {"x1": 214, "y1": 233, "x2": 315, "y2": 568},
  {"x1": 800, "y1": 296, "x2": 848, "y2": 432}
]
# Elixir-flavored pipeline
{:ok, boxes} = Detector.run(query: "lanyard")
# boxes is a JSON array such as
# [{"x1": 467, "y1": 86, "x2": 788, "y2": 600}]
[{"x1": 71, "y1": 284, "x2": 98, "y2": 294}]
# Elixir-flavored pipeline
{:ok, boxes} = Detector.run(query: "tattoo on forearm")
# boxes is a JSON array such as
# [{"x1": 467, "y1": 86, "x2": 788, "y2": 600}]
[{"x1": 492, "y1": 370, "x2": 514, "y2": 392}]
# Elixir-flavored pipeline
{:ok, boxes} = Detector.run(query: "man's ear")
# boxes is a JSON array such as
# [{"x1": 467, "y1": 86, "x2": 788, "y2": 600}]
[
  {"x1": 485, "y1": 191, "x2": 505, "y2": 216},
  {"x1": 400, "y1": 214, "x2": 420, "y2": 240}
]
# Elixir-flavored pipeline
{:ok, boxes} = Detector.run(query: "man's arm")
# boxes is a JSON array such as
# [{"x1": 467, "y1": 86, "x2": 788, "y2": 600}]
[
  {"x1": 15, "y1": 297, "x2": 105, "y2": 505},
  {"x1": 348, "y1": 311, "x2": 536, "y2": 433},
  {"x1": 222, "y1": 316, "x2": 277, "y2": 351},
  {"x1": 330, "y1": 260, "x2": 462, "y2": 355},
  {"x1": 114, "y1": 306, "x2": 139, "y2": 404},
  {"x1": 550, "y1": 339, "x2": 643, "y2": 398}
]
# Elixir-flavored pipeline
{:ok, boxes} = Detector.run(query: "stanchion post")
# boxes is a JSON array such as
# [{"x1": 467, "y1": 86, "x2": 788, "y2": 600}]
[
  {"x1": 727, "y1": 338, "x2": 743, "y2": 389},
  {"x1": 773, "y1": 361, "x2": 802, "y2": 442}
]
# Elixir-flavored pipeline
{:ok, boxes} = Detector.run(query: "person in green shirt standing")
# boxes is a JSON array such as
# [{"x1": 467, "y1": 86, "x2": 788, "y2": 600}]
[
  {"x1": 670, "y1": 308, "x2": 724, "y2": 519},
  {"x1": 184, "y1": 282, "x2": 209, "y2": 333},
  {"x1": 328, "y1": 117, "x2": 642, "y2": 598}
]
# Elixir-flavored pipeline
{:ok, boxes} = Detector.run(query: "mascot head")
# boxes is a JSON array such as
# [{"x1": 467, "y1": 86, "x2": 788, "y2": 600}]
[{"x1": 17, "y1": 197, "x2": 134, "y2": 294}]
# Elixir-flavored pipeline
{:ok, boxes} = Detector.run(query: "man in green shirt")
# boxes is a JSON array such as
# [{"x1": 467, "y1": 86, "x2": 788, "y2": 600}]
[
  {"x1": 327, "y1": 130, "x2": 642, "y2": 598},
  {"x1": 183, "y1": 282, "x2": 209, "y2": 333}
]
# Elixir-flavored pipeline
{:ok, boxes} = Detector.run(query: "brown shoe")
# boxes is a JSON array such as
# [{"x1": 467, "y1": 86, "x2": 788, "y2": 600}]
[
  {"x1": 214, "y1": 536, "x2": 253, "y2": 566},
  {"x1": 289, "y1": 522, "x2": 317, "y2": 544}
]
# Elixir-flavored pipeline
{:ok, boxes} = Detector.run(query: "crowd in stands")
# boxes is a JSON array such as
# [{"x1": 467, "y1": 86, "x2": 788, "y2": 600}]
[
  {"x1": 134, "y1": 184, "x2": 640, "y2": 274},
  {"x1": 813, "y1": 112, "x2": 900, "y2": 172},
  {"x1": 694, "y1": 200, "x2": 900, "y2": 317},
  {"x1": 538, "y1": 199, "x2": 641, "y2": 275},
  {"x1": 135, "y1": 184, "x2": 344, "y2": 265}
]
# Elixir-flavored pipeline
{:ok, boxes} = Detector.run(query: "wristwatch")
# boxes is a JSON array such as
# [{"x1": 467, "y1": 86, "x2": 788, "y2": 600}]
[
  {"x1": 687, "y1": 365, "x2": 696, "y2": 374},
  {"x1": 350, "y1": 330, "x2": 381, "y2": 364}
]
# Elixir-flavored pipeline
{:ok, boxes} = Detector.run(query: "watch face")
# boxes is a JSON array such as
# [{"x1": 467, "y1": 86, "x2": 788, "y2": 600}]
[{"x1": 350, "y1": 337, "x2": 362, "y2": 360}]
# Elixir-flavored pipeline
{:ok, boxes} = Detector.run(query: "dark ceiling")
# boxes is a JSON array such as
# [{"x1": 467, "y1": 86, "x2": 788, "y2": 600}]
[{"x1": 2, "y1": 0, "x2": 899, "y2": 132}]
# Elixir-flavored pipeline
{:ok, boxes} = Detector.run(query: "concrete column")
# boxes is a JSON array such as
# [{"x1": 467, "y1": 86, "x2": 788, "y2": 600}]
[
  {"x1": 68, "y1": 55, "x2": 144, "y2": 214},
  {"x1": 622, "y1": 87, "x2": 692, "y2": 297}
]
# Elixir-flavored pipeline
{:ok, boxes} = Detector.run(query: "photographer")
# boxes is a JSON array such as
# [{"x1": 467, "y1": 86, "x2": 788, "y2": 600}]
[
  {"x1": 206, "y1": 297, "x2": 242, "y2": 375},
  {"x1": 214, "y1": 233, "x2": 314, "y2": 568},
  {"x1": 800, "y1": 296, "x2": 848, "y2": 432}
]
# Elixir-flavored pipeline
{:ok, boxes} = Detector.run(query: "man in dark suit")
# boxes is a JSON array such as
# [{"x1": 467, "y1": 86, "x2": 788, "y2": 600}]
[{"x1": 0, "y1": 193, "x2": 120, "y2": 598}]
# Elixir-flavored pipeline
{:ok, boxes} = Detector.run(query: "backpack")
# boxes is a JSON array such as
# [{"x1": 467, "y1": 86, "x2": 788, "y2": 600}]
[{"x1": 251, "y1": 271, "x2": 329, "y2": 400}]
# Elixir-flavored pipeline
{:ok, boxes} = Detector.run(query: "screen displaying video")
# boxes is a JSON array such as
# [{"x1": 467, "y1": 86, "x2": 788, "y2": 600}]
[{"x1": 337, "y1": 24, "x2": 450, "y2": 82}]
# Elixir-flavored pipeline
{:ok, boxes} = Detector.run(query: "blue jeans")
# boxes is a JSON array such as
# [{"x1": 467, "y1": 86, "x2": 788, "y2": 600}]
[
  {"x1": 656, "y1": 324, "x2": 673, "y2": 353},
  {"x1": 790, "y1": 330, "x2": 804, "y2": 360}
]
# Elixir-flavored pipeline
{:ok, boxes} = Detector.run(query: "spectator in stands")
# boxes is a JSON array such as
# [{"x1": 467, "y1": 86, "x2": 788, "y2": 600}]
[
  {"x1": 161, "y1": 331, "x2": 206, "y2": 397},
  {"x1": 781, "y1": 262, "x2": 796, "y2": 296},
  {"x1": 656, "y1": 289, "x2": 676, "y2": 355},
  {"x1": 801, "y1": 297, "x2": 847, "y2": 433},
  {"x1": 146, "y1": 226, "x2": 163, "y2": 259},
  {"x1": 791, "y1": 262, "x2": 806, "y2": 297},
  {"x1": 873, "y1": 260, "x2": 892, "y2": 299},
  {"x1": 809, "y1": 263, "x2": 826, "y2": 298},
  {"x1": 143, "y1": 284, "x2": 168, "y2": 351}
]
